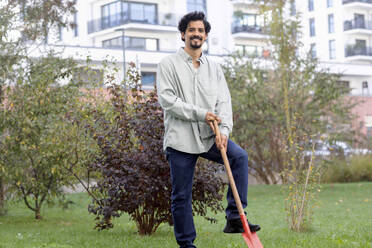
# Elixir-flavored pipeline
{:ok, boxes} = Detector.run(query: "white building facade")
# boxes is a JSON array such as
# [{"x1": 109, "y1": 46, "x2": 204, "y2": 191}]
[{"x1": 54, "y1": 0, "x2": 372, "y2": 136}]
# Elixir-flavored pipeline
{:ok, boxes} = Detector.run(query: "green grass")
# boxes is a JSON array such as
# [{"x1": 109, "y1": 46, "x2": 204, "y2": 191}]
[{"x1": 1, "y1": 182, "x2": 371, "y2": 248}]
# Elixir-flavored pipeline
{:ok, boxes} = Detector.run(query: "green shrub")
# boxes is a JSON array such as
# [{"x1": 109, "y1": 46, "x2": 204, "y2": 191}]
[
  {"x1": 321, "y1": 155, "x2": 372, "y2": 183},
  {"x1": 349, "y1": 155, "x2": 372, "y2": 182}
]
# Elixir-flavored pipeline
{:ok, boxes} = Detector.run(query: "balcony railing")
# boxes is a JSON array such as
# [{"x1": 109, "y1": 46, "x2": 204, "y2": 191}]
[
  {"x1": 344, "y1": 19, "x2": 372, "y2": 31},
  {"x1": 343, "y1": 0, "x2": 372, "y2": 4},
  {"x1": 231, "y1": 24, "x2": 265, "y2": 34},
  {"x1": 87, "y1": 12, "x2": 178, "y2": 34},
  {"x1": 345, "y1": 46, "x2": 372, "y2": 57}
]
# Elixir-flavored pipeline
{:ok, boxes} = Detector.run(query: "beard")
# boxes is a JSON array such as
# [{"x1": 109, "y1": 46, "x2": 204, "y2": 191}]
[
  {"x1": 190, "y1": 36, "x2": 203, "y2": 49},
  {"x1": 190, "y1": 42, "x2": 202, "y2": 49}
]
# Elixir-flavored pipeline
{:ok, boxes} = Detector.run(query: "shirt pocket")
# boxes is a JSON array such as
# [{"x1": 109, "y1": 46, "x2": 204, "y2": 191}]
[{"x1": 199, "y1": 122, "x2": 214, "y2": 139}]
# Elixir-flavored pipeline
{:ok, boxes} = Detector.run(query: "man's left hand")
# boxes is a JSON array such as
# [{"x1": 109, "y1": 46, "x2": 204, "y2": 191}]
[{"x1": 216, "y1": 134, "x2": 228, "y2": 151}]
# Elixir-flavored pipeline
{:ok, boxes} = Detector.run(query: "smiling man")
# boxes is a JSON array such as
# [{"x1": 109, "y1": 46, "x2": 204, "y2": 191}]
[{"x1": 156, "y1": 12, "x2": 260, "y2": 248}]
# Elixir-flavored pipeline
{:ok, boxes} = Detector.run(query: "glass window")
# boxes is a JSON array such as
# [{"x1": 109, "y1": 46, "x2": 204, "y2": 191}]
[
  {"x1": 146, "y1": 39, "x2": 157, "y2": 51},
  {"x1": 328, "y1": 14, "x2": 334, "y2": 33},
  {"x1": 309, "y1": 18, "x2": 315, "y2": 37},
  {"x1": 122, "y1": 2, "x2": 129, "y2": 21},
  {"x1": 329, "y1": 40, "x2": 336, "y2": 59},
  {"x1": 187, "y1": 0, "x2": 206, "y2": 14},
  {"x1": 141, "y1": 72, "x2": 156, "y2": 87},
  {"x1": 327, "y1": 0, "x2": 333, "y2": 8},
  {"x1": 103, "y1": 36, "x2": 158, "y2": 51},
  {"x1": 245, "y1": 45, "x2": 257, "y2": 56},
  {"x1": 367, "y1": 127, "x2": 372, "y2": 138},
  {"x1": 310, "y1": 43, "x2": 316, "y2": 58},
  {"x1": 144, "y1": 5, "x2": 156, "y2": 24},
  {"x1": 131, "y1": 37, "x2": 146, "y2": 50},
  {"x1": 308, "y1": 0, "x2": 314, "y2": 11},
  {"x1": 235, "y1": 45, "x2": 244, "y2": 55},
  {"x1": 131, "y1": 3, "x2": 144, "y2": 21},
  {"x1": 354, "y1": 14, "x2": 365, "y2": 29},
  {"x1": 102, "y1": 4, "x2": 110, "y2": 28},
  {"x1": 73, "y1": 12, "x2": 78, "y2": 37},
  {"x1": 290, "y1": 1, "x2": 296, "y2": 16},
  {"x1": 355, "y1": 39, "x2": 367, "y2": 55},
  {"x1": 58, "y1": 26, "x2": 62, "y2": 41}
]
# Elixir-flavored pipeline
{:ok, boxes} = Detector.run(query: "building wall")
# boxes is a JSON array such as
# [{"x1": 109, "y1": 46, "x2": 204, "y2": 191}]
[{"x1": 54, "y1": 0, "x2": 372, "y2": 137}]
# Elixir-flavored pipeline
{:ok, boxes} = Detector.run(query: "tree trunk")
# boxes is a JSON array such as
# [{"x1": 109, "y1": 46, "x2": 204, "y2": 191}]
[
  {"x1": 35, "y1": 207, "x2": 42, "y2": 220},
  {"x1": 0, "y1": 178, "x2": 6, "y2": 216}
]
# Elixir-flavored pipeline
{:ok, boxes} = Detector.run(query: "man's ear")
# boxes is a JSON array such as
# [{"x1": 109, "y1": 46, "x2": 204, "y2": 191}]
[{"x1": 181, "y1": 32, "x2": 185, "y2": 40}]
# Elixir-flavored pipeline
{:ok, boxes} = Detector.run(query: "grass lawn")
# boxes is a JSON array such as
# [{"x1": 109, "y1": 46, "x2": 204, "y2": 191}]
[{"x1": 0, "y1": 182, "x2": 371, "y2": 248}]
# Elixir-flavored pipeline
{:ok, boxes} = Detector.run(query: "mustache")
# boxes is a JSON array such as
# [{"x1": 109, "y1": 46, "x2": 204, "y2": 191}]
[{"x1": 190, "y1": 36, "x2": 202, "y2": 41}]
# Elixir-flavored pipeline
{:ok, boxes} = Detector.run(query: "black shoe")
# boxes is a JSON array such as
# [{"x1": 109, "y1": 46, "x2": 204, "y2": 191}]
[{"x1": 223, "y1": 217, "x2": 261, "y2": 233}]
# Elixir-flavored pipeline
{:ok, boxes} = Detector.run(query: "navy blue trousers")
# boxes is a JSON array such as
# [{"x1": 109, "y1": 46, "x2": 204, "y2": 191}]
[{"x1": 166, "y1": 139, "x2": 249, "y2": 248}]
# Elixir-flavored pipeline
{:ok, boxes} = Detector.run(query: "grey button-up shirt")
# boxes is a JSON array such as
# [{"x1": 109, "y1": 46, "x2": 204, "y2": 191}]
[{"x1": 156, "y1": 48, "x2": 233, "y2": 154}]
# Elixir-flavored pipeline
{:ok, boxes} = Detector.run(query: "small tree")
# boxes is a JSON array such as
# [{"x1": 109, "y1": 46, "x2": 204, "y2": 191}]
[
  {"x1": 87, "y1": 63, "x2": 225, "y2": 235},
  {"x1": 0, "y1": 0, "x2": 76, "y2": 216},
  {"x1": 0, "y1": 55, "x2": 101, "y2": 219},
  {"x1": 223, "y1": 0, "x2": 359, "y2": 231}
]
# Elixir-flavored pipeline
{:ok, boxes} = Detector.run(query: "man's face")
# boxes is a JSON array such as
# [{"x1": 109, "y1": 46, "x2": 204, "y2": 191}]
[{"x1": 182, "y1": 20, "x2": 207, "y2": 50}]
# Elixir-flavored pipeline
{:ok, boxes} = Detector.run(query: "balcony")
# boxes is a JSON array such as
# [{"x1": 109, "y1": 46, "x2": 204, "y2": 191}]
[
  {"x1": 231, "y1": 24, "x2": 268, "y2": 39},
  {"x1": 343, "y1": 0, "x2": 372, "y2": 8},
  {"x1": 344, "y1": 20, "x2": 372, "y2": 35},
  {"x1": 345, "y1": 45, "x2": 372, "y2": 61},
  {"x1": 87, "y1": 12, "x2": 178, "y2": 34}
]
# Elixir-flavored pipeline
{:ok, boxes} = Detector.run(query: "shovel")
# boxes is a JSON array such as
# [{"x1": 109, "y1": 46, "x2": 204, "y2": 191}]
[{"x1": 212, "y1": 120, "x2": 263, "y2": 248}]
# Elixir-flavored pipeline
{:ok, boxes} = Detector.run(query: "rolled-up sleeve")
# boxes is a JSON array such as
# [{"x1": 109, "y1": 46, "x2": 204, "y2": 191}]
[
  {"x1": 215, "y1": 65, "x2": 233, "y2": 138},
  {"x1": 156, "y1": 61, "x2": 208, "y2": 122}
]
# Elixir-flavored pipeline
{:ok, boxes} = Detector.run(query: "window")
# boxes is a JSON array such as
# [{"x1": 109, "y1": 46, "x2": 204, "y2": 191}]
[
  {"x1": 232, "y1": 13, "x2": 263, "y2": 33},
  {"x1": 329, "y1": 40, "x2": 336, "y2": 59},
  {"x1": 308, "y1": 0, "x2": 314, "y2": 11},
  {"x1": 367, "y1": 127, "x2": 372, "y2": 138},
  {"x1": 309, "y1": 18, "x2": 315, "y2": 37},
  {"x1": 187, "y1": 0, "x2": 206, "y2": 13},
  {"x1": 328, "y1": 14, "x2": 334, "y2": 33},
  {"x1": 310, "y1": 43, "x2": 316, "y2": 58},
  {"x1": 73, "y1": 68, "x2": 104, "y2": 86},
  {"x1": 58, "y1": 25, "x2": 63, "y2": 41},
  {"x1": 102, "y1": 36, "x2": 158, "y2": 51},
  {"x1": 101, "y1": 1, "x2": 157, "y2": 28},
  {"x1": 290, "y1": 1, "x2": 296, "y2": 16},
  {"x1": 354, "y1": 13, "x2": 365, "y2": 29},
  {"x1": 73, "y1": 12, "x2": 78, "y2": 37},
  {"x1": 235, "y1": 44, "x2": 263, "y2": 57},
  {"x1": 327, "y1": 0, "x2": 333, "y2": 8},
  {"x1": 355, "y1": 39, "x2": 367, "y2": 55},
  {"x1": 362, "y1": 81, "x2": 369, "y2": 96},
  {"x1": 338, "y1": 81, "x2": 350, "y2": 90},
  {"x1": 141, "y1": 72, "x2": 156, "y2": 87}
]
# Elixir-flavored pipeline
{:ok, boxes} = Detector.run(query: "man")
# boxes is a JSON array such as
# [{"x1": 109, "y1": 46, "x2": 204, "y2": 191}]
[{"x1": 156, "y1": 11, "x2": 260, "y2": 248}]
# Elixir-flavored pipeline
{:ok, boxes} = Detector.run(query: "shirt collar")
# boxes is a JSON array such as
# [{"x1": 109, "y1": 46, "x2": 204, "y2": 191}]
[{"x1": 178, "y1": 47, "x2": 206, "y2": 64}]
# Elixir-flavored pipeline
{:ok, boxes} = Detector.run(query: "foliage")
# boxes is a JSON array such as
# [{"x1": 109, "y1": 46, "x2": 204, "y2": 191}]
[
  {"x1": 322, "y1": 155, "x2": 372, "y2": 183},
  {"x1": 87, "y1": 64, "x2": 225, "y2": 235},
  {"x1": 223, "y1": 0, "x2": 358, "y2": 231},
  {"x1": 0, "y1": 0, "x2": 77, "y2": 217},
  {"x1": 1, "y1": 183, "x2": 372, "y2": 247},
  {"x1": 0, "y1": 55, "x2": 101, "y2": 219}
]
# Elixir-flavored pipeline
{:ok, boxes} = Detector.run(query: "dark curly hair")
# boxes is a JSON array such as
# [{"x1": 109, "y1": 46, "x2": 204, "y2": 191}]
[{"x1": 178, "y1": 11, "x2": 211, "y2": 41}]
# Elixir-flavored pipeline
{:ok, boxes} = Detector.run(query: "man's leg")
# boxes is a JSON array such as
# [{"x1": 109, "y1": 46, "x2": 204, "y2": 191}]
[
  {"x1": 200, "y1": 140, "x2": 248, "y2": 218},
  {"x1": 200, "y1": 140, "x2": 260, "y2": 232},
  {"x1": 166, "y1": 147, "x2": 198, "y2": 248}
]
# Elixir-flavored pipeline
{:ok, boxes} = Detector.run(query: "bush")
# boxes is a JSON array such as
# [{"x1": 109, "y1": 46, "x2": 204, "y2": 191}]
[
  {"x1": 87, "y1": 67, "x2": 225, "y2": 235},
  {"x1": 321, "y1": 155, "x2": 372, "y2": 183}
]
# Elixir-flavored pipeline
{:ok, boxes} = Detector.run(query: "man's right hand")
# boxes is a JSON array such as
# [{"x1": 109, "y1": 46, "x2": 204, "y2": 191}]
[{"x1": 205, "y1": 112, "x2": 221, "y2": 134}]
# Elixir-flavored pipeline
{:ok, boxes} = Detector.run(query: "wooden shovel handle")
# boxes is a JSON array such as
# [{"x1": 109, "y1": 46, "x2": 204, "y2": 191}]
[{"x1": 213, "y1": 120, "x2": 245, "y2": 216}]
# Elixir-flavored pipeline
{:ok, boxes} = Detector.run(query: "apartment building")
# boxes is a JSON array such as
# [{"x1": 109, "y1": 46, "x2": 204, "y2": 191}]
[
  {"x1": 54, "y1": 0, "x2": 371, "y2": 136},
  {"x1": 294, "y1": 0, "x2": 372, "y2": 136}
]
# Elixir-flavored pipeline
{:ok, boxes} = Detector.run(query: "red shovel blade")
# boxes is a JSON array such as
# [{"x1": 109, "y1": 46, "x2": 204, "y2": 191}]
[{"x1": 240, "y1": 215, "x2": 264, "y2": 248}]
